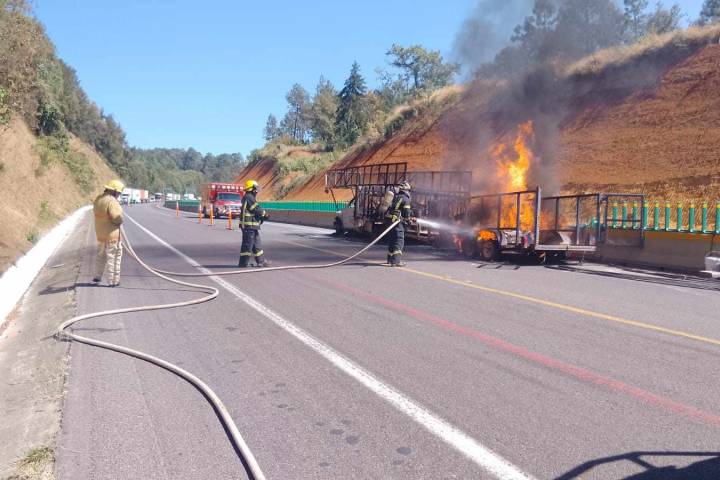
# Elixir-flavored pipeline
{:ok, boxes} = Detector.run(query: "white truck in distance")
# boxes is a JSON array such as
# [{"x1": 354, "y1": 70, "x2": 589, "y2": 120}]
[{"x1": 120, "y1": 187, "x2": 149, "y2": 205}]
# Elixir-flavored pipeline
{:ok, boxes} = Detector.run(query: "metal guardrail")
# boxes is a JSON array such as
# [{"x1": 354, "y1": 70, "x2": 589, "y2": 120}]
[{"x1": 610, "y1": 200, "x2": 720, "y2": 234}]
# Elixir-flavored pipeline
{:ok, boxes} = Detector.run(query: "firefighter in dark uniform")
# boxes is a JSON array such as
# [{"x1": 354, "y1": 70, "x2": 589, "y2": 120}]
[
  {"x1": 385, "y1": 181, "x2": 413, "y2": 267},
  {"x1": 238, "y1": 180, "x2": 269, "y2": 267}
]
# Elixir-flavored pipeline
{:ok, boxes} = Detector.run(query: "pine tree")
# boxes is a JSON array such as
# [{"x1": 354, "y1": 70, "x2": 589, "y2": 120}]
[
  {"x1": 280, "y1": 84, "x2": 310, "y2": 142},
  {"x1": 698, "y1": 0, "x2": 720, "y2": 25},
  {"x1": 335, "y1": 62, "x2": 369, "y2": 148},
  {"x1": 263, "y1": 114, "x2": 279, "y2": 141},
  {"x1": 309, "y1": 76, "x2": 339, "y2": 146}
]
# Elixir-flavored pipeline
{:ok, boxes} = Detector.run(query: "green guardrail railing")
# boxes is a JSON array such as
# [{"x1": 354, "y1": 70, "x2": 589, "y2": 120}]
[
  {"x1": 164, "y1": 199, "x2": 200, "y2": 208},
  {"x1": 262, "y1": 201, "x2": 347, "y2": 213},
  {"x1": 609, "y1": 201, "x2": 720, "y2": 234},
  {"x1": 164, "y1": 200, "x2": 200, "y2": 214}
]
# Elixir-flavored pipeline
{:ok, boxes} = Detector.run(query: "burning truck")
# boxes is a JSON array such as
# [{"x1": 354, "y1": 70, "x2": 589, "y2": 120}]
[
  {"x1": 325, "y1": 162, "x2": 471, "y2": 241},
  {"x1": 326, "y1": 121, "x2": 645, "y2": 262}
]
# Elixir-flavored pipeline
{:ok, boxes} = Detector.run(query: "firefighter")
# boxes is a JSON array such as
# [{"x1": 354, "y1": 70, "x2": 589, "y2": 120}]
[
  {"x1": 385, "y1": 181, "x2": 413, "y2": 267},
  {"x1": 238, "y1": 180, "x2": 269, "y2": 267},
  {"x1": 92, "y1": 180, "x2": 125, "y2": 286}
]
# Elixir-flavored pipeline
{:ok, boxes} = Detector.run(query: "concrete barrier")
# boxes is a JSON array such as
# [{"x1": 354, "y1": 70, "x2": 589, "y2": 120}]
[
  {"x1": 265, "y1": 210, "x2": 336, "y2": 229},
  {"x1": 597, "y1": 229, "x2": 720, "y2": 271}
]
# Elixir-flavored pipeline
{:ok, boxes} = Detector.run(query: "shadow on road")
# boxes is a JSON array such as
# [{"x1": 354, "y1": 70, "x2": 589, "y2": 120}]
[
  {"x1": 544, "y1": 263, "x2": 720, "y2": 291},
  {"x1": 555, "y1": 451, "x2": 720, "y2": 479}
]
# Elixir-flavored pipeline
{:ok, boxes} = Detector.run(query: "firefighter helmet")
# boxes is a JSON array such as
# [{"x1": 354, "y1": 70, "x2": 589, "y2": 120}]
[
  {"x1": 104, "y1": 179, "x2": 125, "y2": 194},
  {"x1": 398, "y1": 180, "x2": 411, "y2": 192},
  {"x1": 244, "y1": 179, "x2": 259, "y2": 191}
]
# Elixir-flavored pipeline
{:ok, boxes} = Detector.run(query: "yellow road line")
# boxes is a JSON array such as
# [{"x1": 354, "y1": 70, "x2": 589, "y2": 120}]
[{"x1": 281, "y1": 238, "x2": 720, "y2": 348}]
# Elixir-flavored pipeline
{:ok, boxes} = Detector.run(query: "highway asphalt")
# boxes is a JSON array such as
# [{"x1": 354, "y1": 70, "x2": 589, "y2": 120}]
[{"x1": 55, "y1": 204, "x2": 720, "y2": 479}]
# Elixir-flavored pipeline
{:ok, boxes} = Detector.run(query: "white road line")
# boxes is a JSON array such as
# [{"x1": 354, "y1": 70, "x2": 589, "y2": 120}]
[{"x1": 125, "y1": 213, "x2": 535, "y2": 480}]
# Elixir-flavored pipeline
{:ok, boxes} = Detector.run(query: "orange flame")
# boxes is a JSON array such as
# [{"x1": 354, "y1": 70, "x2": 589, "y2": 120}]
[{"x1": 491, "y1": 121, "x2": 535, "y2": 231}]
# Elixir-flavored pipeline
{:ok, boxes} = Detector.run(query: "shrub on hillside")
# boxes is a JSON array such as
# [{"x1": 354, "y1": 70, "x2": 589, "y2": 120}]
[{"x1": 35, "y1": 131, "x2": 95, "y2": 193}]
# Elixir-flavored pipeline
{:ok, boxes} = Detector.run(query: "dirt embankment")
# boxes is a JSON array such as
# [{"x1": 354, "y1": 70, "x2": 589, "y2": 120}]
[
  {"x1": 0, "y1": 117, "x2": 116, "y2": 272},
  {"x1": 560, "y1": 43, "x2": 720, "y2": 202},
  {"x1": 237, "y1": 29, "x2": 720, "y2": 206}
]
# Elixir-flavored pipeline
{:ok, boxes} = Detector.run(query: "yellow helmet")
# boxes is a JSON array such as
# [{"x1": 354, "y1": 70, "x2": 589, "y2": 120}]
[
  {"x1": 104, "y1": 179, "x2": 125, "y2": 193},
  {"x1": 244, "y1": 179, "x2": 259, "y2": 191}
]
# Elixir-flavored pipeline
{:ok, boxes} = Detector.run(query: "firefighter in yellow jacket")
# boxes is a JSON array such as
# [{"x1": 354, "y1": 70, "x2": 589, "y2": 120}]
[{"x1": 93, "y1": 180, "x2": 125, "y2": 286}]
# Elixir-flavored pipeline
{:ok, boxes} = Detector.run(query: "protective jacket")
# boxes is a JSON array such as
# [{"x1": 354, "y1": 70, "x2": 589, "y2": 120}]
[
  {"x1": 93, "y1": 192, "x2": 124, "y2": 242},
  {"x1": 385, "y1": 190, "x2": 412, "y2": 223},
  {"x1": 240, "y1": 192, "x2": 266, "y2": 230}
]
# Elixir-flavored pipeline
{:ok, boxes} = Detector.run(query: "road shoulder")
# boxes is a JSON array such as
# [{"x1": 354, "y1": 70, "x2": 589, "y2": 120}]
[{"x1": 0, "y1": 212, "x2": 90, "y2": 479}]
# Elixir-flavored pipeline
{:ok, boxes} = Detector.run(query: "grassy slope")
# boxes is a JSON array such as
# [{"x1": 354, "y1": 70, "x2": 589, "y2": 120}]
[{"x1": 0, "y1": 117, "x2": 116, "y2": 272}]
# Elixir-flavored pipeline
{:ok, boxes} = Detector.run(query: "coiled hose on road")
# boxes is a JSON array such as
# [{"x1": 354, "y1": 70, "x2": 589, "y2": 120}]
[{"x1": 56, "y1": 219, "x2": 400, "y2": 480}]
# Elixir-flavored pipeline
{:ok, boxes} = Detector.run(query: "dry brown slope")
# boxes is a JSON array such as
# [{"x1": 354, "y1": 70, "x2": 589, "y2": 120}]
[
  {"x1": 560, "y1": 43, "x2": 720, "y2": 202},
  {"x1": 0, "y1": 117, "x2": 116, "y2": 271}
]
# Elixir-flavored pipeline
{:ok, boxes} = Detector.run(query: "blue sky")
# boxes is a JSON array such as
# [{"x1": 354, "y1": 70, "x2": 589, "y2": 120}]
[{"x1": 34, "y1": 0, "x2": 706, "y2": 156}]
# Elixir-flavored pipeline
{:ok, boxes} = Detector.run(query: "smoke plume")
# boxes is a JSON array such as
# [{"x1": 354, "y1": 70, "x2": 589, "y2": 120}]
[{"x1": 452, "y1": 0, "x2": 535, "y2": 77}]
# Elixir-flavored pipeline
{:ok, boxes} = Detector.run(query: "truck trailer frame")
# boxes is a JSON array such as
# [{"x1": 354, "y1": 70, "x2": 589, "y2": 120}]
[
  {"x1": 464, "y1": 188, "x2": 646, "y2": 261},
  {"x1": 325, "y1": 162, "x2": 472, "y2": 239}
]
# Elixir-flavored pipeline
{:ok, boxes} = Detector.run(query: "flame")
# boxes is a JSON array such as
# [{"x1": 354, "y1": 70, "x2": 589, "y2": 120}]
[
  {"x1": 478, "y1": 230, "x2": 496, "y2": 241},
  {"x1": 491, "y1": 121, "x2": 535, "y2": 231}
]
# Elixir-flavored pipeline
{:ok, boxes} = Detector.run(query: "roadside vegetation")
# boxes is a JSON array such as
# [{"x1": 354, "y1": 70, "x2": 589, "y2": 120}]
[
  {"x1": 0, "y1": 0, "x2": 244, "y2": 195},
  {"x1": 10, "y1": 445, "x2": 54, "y2": 480}
]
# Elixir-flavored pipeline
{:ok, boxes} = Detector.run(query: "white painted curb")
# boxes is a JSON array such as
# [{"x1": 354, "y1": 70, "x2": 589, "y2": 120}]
[{"x1": 0, "y1": 205, "x2": 91, "y2": 328}]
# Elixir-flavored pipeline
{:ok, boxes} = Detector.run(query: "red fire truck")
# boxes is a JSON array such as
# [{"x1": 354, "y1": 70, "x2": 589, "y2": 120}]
[{"x1": 200, "y1": 183, "x2": 244, "y2": 218}]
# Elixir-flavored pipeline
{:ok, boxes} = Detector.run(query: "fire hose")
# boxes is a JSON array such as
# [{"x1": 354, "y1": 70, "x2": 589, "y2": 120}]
[{"x1": 55, "y1": 219, "x2": 401, "y2": 480}]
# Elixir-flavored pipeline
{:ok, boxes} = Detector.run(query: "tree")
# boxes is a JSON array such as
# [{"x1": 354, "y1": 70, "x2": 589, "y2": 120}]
[
  {"x1": 309, "y1": 76, "x2": 339, "y2": 146},
  {"x1": 646, "y1": 2, "x2": 682, "y2": 35},
  {"x1": 384, "y1": 44, "x2": 459, "y2": 96},
  {"x1": 335, "y1": 62, "x2": 370, "y2": 147},
  {"x1": 623, "y1": 0, "x2": 649, "y2": 41},
  {"x1": 280, "y1": 83, "x2": 310, "y2": 142},
  {"x1": 263, "y1": 113, "x2": 279, "y2": 141},
  {"x1": 553, "y1": 0, "x2": 625, "y2": 59},
  {"x1": 698, "y1": 0, "x2": 720, "y2": 25},
  {"x1": 510, "y1": 0, "x2": 559, "y2": 62},
  {"x1": 180, "y1": 147, "x2": 202, "y2": 171}
]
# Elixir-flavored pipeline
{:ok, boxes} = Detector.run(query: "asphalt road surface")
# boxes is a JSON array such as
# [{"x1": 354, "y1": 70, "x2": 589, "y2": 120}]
[{"x1": 55, "y1": 203, "x2": 720, "y2": 479}]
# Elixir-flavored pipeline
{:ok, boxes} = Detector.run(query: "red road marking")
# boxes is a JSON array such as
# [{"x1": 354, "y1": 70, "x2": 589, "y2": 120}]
[{"x1": 303, "y1": 271, "x2": 720, "y2": 429}]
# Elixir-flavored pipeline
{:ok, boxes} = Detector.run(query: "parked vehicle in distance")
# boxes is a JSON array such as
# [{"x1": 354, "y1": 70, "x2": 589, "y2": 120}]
[
  {"x1": 121, "y1": 187, "x2": 149, "y2": 204},
  {"x1": 200, "y1": 183, "x2": 244, "y2": 218}
]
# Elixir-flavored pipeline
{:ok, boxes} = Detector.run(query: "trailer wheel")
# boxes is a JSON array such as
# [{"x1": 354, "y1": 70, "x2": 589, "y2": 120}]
[
  {"x1": 333, "y1": 217, "x2": 344, "y2": 236},
  {"x1": 461, "y1": 236, "x2": 478, "y2": 259},
  {"x1": 479, "y1": 240, "x2": 499, "y2": 262}
]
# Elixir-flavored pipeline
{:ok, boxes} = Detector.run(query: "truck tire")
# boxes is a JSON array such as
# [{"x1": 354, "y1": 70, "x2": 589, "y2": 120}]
[
  {"x1": 461, "y1": 236, "x2": 478, "y2": 259},
  {"x1": 202, "y1": 207, "x2": 209, "y2": 218},
  {"x1": 479, "y1": 240, "x2": 499, "y2": 262},
  {"x1": 333, "y1": 217, "x2": 344, "y2": 236}
]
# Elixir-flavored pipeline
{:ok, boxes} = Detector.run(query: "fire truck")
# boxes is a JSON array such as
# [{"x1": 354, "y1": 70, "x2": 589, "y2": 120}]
[{"x1": 200, "y1": 183, "x2": 244, "y2": 218}]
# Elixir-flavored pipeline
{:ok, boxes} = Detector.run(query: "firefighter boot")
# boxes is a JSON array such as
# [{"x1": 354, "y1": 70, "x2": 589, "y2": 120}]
[
  {"x1": 238, "y1": 256, "x2": 250, "y2": 268},
  {"x1": 255, "y1": 255, "x2": 270, "y2": 268}
]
